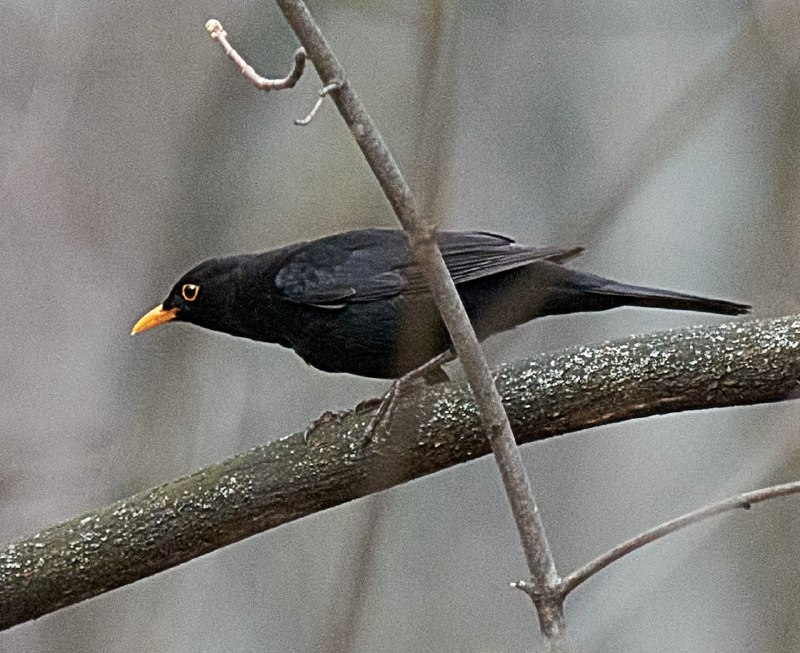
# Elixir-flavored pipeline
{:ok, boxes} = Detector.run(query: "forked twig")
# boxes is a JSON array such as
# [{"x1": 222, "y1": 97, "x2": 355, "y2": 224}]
[
  {"x1": 558, "y1": 480, "x2": 800, "y2": 595},
  {"x1": 510, "y1": 480, "x2": 800, "y2": 601}
]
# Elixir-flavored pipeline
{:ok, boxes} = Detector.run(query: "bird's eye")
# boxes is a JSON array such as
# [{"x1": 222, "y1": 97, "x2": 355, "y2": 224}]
[{"x1": 181, "y1": 283, "x2": 200, "y2": 302}]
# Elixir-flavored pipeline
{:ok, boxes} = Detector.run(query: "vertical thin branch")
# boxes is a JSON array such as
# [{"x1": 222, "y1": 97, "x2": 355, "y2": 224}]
[
  {"x1": 409, "y1": 0, "x2": 457, "y2": 222},
  {"x1": 320, "y1": 495, "x2": 388, "y2": 653},
  {"x1": 271, "y1": 0, "x2": 566, "y2": 643}
]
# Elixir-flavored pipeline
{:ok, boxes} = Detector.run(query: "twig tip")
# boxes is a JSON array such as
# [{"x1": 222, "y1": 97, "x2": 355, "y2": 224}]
[
  {"x1": 206, "y1": 21, "x2": 305, "y2": 94},
  {"x1": 205, "y1": 19, "x2": 224, "y2": 37}
]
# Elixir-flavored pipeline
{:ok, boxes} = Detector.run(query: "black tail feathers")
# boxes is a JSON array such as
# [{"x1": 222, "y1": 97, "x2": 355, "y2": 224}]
[{"x1": 591, "y1": 282, "x2": 750, "y2": 316}]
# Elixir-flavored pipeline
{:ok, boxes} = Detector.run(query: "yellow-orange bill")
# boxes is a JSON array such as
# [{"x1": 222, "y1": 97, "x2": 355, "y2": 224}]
[{"x1": 131, "y1": 305, "x2": 179, "y2": 335}]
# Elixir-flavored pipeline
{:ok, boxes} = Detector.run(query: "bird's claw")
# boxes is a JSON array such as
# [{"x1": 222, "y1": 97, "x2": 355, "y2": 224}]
[
  {"x1": 360, "y1": 350, "x2": 454, "y2": 446},
  {"x1": 303, "y1": 409, "x2": 349, "y2": 443},
  {"x1": 355, "y1": 396, "x2": 383, "y2": 413}
]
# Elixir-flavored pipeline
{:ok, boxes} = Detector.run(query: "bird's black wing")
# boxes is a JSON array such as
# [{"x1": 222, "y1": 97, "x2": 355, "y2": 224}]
[
  {"x1": 405, "y1": 230, "x2": 583, "y2": 290},
  {"x1": 275, "y1": 229, "x2": 583, "y2": 307}
]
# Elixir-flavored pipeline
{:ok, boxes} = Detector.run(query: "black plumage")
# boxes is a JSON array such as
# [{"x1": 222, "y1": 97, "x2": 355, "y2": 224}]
[{"x1": 132, "y1": 229, "x2": 749, "y2": 378}]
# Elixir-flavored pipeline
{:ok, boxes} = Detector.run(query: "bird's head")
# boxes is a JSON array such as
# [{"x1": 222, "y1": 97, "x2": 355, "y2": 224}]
[{"x1": 131, "y1": 256, "x2": 242, "y2": 336}]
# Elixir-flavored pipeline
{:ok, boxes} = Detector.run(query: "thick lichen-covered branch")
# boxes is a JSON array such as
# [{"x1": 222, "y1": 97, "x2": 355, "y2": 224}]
[{"x1": 2, "y1": 315, "x2": 799, "y2": 631}]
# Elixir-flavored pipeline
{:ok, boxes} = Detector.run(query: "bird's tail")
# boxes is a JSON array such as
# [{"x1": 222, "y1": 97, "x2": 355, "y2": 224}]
[{"x1": 590, "y1": 281, "x2": 750, "y2": 316}]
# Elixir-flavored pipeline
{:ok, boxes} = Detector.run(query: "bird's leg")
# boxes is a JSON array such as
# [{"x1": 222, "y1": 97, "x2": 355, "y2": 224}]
[
  {"x1": 362, "y1": 350, "x2": 456, "y2": 444},
  {"x1": 302, "y1": 351, "x2": 454, "y2": 444}
]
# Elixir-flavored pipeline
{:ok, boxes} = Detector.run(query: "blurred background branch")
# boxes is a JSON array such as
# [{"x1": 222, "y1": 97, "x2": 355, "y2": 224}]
[{"x1": 321, "y1": 3, "x2": 459, "y2": 650}]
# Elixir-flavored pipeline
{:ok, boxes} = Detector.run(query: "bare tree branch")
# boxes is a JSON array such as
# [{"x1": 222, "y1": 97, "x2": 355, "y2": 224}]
[
  {"x1": 327, "y1": 9, "x2": 460, "y2": 645},
  {"x1": 268, "y1": 0, "x2": 565, "y2": 641},
  {"x1": 2, "y1": 315, "x2": 799, "y2": 631},
  {"x1": 560, "y1": 480, "x2": 800, "y2": 595}
]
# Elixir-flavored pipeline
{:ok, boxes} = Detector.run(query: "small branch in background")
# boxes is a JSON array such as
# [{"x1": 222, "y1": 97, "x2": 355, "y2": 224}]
[
  {"x1": 560, "y1": 480, "x2": 800, "y2": 595},
  {"x1": 329, "y1": 9, "x2": 458, "y2": 648},
  {"x1": 294, "y1": 80, "x2": 341, "y2": 126},
  {"x1": 319, "y1": 493, "x2": 389, "y2": 653},
  {"x1": 205, "y1": 19, "x2": 306, "y2": 91},
  {"x1": 573, "y1": 14, "x2": 766, "y2": 245}
]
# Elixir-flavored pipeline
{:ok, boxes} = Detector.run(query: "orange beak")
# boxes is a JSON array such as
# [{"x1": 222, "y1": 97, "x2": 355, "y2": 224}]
[{"x1": 131, "y1": 305, "x2": 179, "y2": 335}]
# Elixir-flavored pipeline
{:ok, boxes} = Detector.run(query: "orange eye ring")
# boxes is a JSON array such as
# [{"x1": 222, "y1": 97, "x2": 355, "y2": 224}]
[{"x1": 181, "y1": 283, "x2": 200, "y2": 302}]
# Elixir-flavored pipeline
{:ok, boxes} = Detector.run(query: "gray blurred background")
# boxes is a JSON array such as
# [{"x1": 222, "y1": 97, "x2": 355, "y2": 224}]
[{"x1": 2, "y1": 0, "x2": 800, "y2": 651}]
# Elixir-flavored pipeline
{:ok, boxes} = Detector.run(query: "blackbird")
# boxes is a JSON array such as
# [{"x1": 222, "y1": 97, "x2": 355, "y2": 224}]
[{"x1": 132, "y1": 229, "x2": 749, "y2": 379}]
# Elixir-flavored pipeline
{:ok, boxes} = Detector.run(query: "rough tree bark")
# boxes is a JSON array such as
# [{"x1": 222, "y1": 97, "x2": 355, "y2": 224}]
[{"x1": 2, "y1": 315, "x2": 799, "y2": 631}]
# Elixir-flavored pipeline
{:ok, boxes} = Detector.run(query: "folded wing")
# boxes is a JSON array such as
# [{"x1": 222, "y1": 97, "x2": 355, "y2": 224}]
[{"x1": 275, "y1": 228, "x2": 583, "y2": 307}]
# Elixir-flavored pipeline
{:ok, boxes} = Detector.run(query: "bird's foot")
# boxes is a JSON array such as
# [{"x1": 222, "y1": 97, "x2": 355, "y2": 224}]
[
  {"x1": 361, "y1": 350, "x2": 455, "y2": 445},
  {"x1": 354, "y1": 396, "x2": 383, "y2": 413},
  {"x1": 361, "y1": 384, "x2": 401, "y2": 446}
]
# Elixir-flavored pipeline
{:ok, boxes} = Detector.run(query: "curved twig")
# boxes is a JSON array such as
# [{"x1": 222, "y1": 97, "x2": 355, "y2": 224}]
[
  {"x1": 295, "y1": 80, "x2": 341, "y2": 125},
  {"x1": 205, "y1": 19, "x2": 306, "y2": 91}
]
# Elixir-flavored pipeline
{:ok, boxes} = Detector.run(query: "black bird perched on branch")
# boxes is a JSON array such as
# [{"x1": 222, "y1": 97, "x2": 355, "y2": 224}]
[{"x1": 132, "y1": 229, "x2": 749, "y2": 380}]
